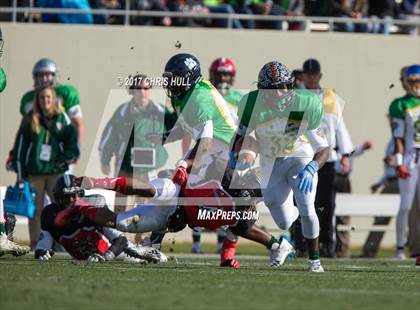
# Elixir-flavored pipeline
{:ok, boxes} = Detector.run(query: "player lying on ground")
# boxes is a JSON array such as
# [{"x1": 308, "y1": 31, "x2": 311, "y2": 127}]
[
  {"x1": 34, "y1": 175, "x2": 166, "y2": 263},
  {"x1": 72, "y1": 170, "x2": 294, "y2": 269}
]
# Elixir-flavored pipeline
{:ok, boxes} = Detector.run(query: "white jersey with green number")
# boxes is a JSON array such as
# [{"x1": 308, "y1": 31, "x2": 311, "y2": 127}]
[{"x1": 389, "y1": 94, "x2": 420, "y2": 151}]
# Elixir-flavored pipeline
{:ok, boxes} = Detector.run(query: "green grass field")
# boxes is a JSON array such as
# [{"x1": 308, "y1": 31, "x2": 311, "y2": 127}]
[{"x1": 1, "y1": 248, "x2": 419, "y2": 310}]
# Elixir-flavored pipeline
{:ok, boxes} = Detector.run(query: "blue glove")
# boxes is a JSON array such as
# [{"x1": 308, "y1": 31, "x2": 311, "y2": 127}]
[
  {"x1": 228, "y1": 151, "x2": 238, "y2": 169},
  {"x1": 297, "y1": 160, "x2": 319, "y2": 195}
]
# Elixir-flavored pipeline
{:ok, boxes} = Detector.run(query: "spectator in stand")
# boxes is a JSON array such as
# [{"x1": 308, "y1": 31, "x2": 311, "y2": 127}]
[
  {"x1": 168, "y1": 0, "x2": 212, "y2": 27},
  {"x1": 286, "y1": 0, "x2": 306, "y2": 31},
  {"x1": 130, "y1": 0, "x2": 172, "y2": 26},
  {"x1": 333, "y1": 0, "x2": 369, "y2": 33},
  {"x1": 249, "y1": 0, "x2": 285, "y2": 30},
  {"x1": 398, "y1": 0, "x2": 419, "y2": 35},
  {"x1": 229, "y1": 0, "x2": 256, "y2": 29},
  {"x1": 304, "y1": 0, "x2": 337, "y2": 16},
  {"x1": 368, "y1": 0, "x2": 398, "y2": 34},
  {"x1": 90, "y1": 0, "x2": 125, "y2": 24},
  {"x1": 231, "y1": 0, "x2": 285, "y2": 29},
  {"x1": 37, "y1": 0, "x2": 94, "y2": 24},
  {"x1": 204, "y1": 0, "x2": 243, "y2": 28}
]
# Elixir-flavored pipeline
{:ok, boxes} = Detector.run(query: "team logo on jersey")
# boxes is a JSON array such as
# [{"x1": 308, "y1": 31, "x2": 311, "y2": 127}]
[{"x1": 184, "y1": 58, "x2": 197, "y2": 70}]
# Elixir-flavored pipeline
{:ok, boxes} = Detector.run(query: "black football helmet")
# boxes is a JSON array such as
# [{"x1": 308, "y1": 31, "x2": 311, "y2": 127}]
[
  {"x1": 53, "y1": 174, "x2": 84, "y2": 206},
  {"x1": 163, "y1": 53, "x2": 202, "y2": 99}
]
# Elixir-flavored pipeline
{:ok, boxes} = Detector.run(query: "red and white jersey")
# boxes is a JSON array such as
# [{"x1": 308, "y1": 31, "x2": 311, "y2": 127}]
[{"x1": 182, "y1": 180, "x2": 237, "y2": 230}]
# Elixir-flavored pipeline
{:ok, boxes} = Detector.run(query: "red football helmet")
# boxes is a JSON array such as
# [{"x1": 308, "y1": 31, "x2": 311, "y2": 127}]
[{"x1": 209, "y1": 57, "x2": 236, "y2": 92}]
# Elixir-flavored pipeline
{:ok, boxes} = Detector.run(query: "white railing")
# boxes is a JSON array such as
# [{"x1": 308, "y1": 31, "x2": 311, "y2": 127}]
[{"x1": 1, "y1": 4, "x2": 419, "y2": 32}]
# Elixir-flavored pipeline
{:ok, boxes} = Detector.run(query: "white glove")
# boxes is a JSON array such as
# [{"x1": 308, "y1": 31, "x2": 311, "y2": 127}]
[{"x1": 87, "y1": 253, "x2": 106, "y2": 263}]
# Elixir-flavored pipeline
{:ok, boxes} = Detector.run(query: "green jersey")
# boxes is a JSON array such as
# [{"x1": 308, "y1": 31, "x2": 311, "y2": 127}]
[
  {"x1": 0, "y1": 67, "x2": 6, "y2": 92},
  {"x1": 172, "y1": 79, "x2": 237, "y2": 144},
  {"x1": 223, "y1": 88, "x2": 243, "y2": 115},
  {"x1": 20, "y1": 84, "x2": 81, "y2": 119},
  {"x1": 238, "y1": 89, "x2": 325, "y2": 158},
  {"x1": 389, "y1": 94, "x2": 420, "y2": 150}
]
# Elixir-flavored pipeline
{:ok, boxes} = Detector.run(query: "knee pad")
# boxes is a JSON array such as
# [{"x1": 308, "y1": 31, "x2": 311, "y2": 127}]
[{"x1": 300, "y1": 214, "x2": 319, "y2": 239}]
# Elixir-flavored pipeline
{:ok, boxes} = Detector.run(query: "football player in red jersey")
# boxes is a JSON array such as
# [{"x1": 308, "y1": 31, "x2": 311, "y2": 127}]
[
  {"x1": 34, "y1": 174, "x2": 165, "y2": 263},
  {"x1": 74, "y1": 137, "x2": 295, "y2": 269}
]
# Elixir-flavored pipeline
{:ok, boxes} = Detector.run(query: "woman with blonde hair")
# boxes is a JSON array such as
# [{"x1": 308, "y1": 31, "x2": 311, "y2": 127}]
[{"x1": 13, "y1": 86, "x2": 79, "y2": 249}]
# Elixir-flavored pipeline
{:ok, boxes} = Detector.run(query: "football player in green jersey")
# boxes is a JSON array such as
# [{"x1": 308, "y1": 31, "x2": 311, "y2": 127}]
[
  {"x1": 389, "y1": 64, "x2": 420, "y2": 259},
  {"x1": 209, "y1": 57, "x2": 243, "y2": 114},
  {"x1": 189, "y1": 57, "x2": 244, "y2": 254},
  {"x1": 159, "y1": 53, "x2": 237, "y2": 186},
  {"x1": 147, "y1": 53, "x2": 240, "y2": 263},
  {"x1": 231, "y1": 61, "x2": 330, "y2": 272}
]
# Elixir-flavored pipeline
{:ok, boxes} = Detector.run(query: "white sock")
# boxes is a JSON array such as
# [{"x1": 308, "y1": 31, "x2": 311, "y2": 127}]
[{"x1": 396, "y1": 208, "x2": 409, "y2": 249}]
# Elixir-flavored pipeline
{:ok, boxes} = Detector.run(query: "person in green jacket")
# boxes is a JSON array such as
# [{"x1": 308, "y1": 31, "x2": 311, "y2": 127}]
[
  {"x1": 99, "y1": 74, "x2": 176, "y2": 243},
  {"x1": 13, "y1": 86, "x2": 79, "y2": 249}
]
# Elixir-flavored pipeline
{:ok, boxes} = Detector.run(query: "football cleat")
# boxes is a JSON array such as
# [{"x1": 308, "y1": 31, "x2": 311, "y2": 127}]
[
  {"x1": 220, "y1": 259, "x2": 240, "y2": 269},
  {"x1": 394, "y1": 250, "x2": 406, "y2": 260},
  {"x1": 124, "y1": 245, "x2": 167, "y2": 263},
  {"x1": 0, "y1": 234, "x2": 30, "y2": 257},
  {"x1": 308, "y1": 259, "x2": 324, "y2": 273},
  {"x1": 269, "y1": 238, "x2": 295, "y2": 267}
]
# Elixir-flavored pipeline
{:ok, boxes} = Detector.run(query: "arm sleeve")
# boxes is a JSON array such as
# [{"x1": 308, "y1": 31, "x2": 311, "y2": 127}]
[
  {"x1": 62, "y1": 85, "x2": 81, "y2": 113},
  {"x1": 352, "y1": 144, "x2": 366, "y2": 157},
  {"x1": 98, "y1": 109, "x2": 120, "y2": 165},
  {"x1": 306, "y1": 128, "x2": 329, "y2": 153},
  {"x1": 334, "y1": 96, "x2": 353, "y2": 155},
  {"x1": 0, "y1": 67, "x2": 7, "y2": 93},
  {"x1": 389, "y1": 100, "x2": 405, "y2": 139},
  {"x1": 58, "y1": 122, "x2": 80, "y2": 163},
  {"x1": 12, "y1": 119, "x2": 30, "y2": 179},
  {"x1": 66, "y1": 105, "x2": 83, "y2": 119},
  {"x1": 336, "y1": 116, "x2": 353, "y2": 155}
]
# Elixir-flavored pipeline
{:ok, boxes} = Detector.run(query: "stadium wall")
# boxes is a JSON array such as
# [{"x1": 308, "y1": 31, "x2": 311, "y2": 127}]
[{"x1": 0, "y1": 23, "x2": 419, "y2": 194}]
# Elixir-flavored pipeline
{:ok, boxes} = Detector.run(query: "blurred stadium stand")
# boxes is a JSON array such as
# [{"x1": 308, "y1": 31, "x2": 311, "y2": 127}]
[{"x1": 0, "y1": 1, "x2": 419, "y2": 34}]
